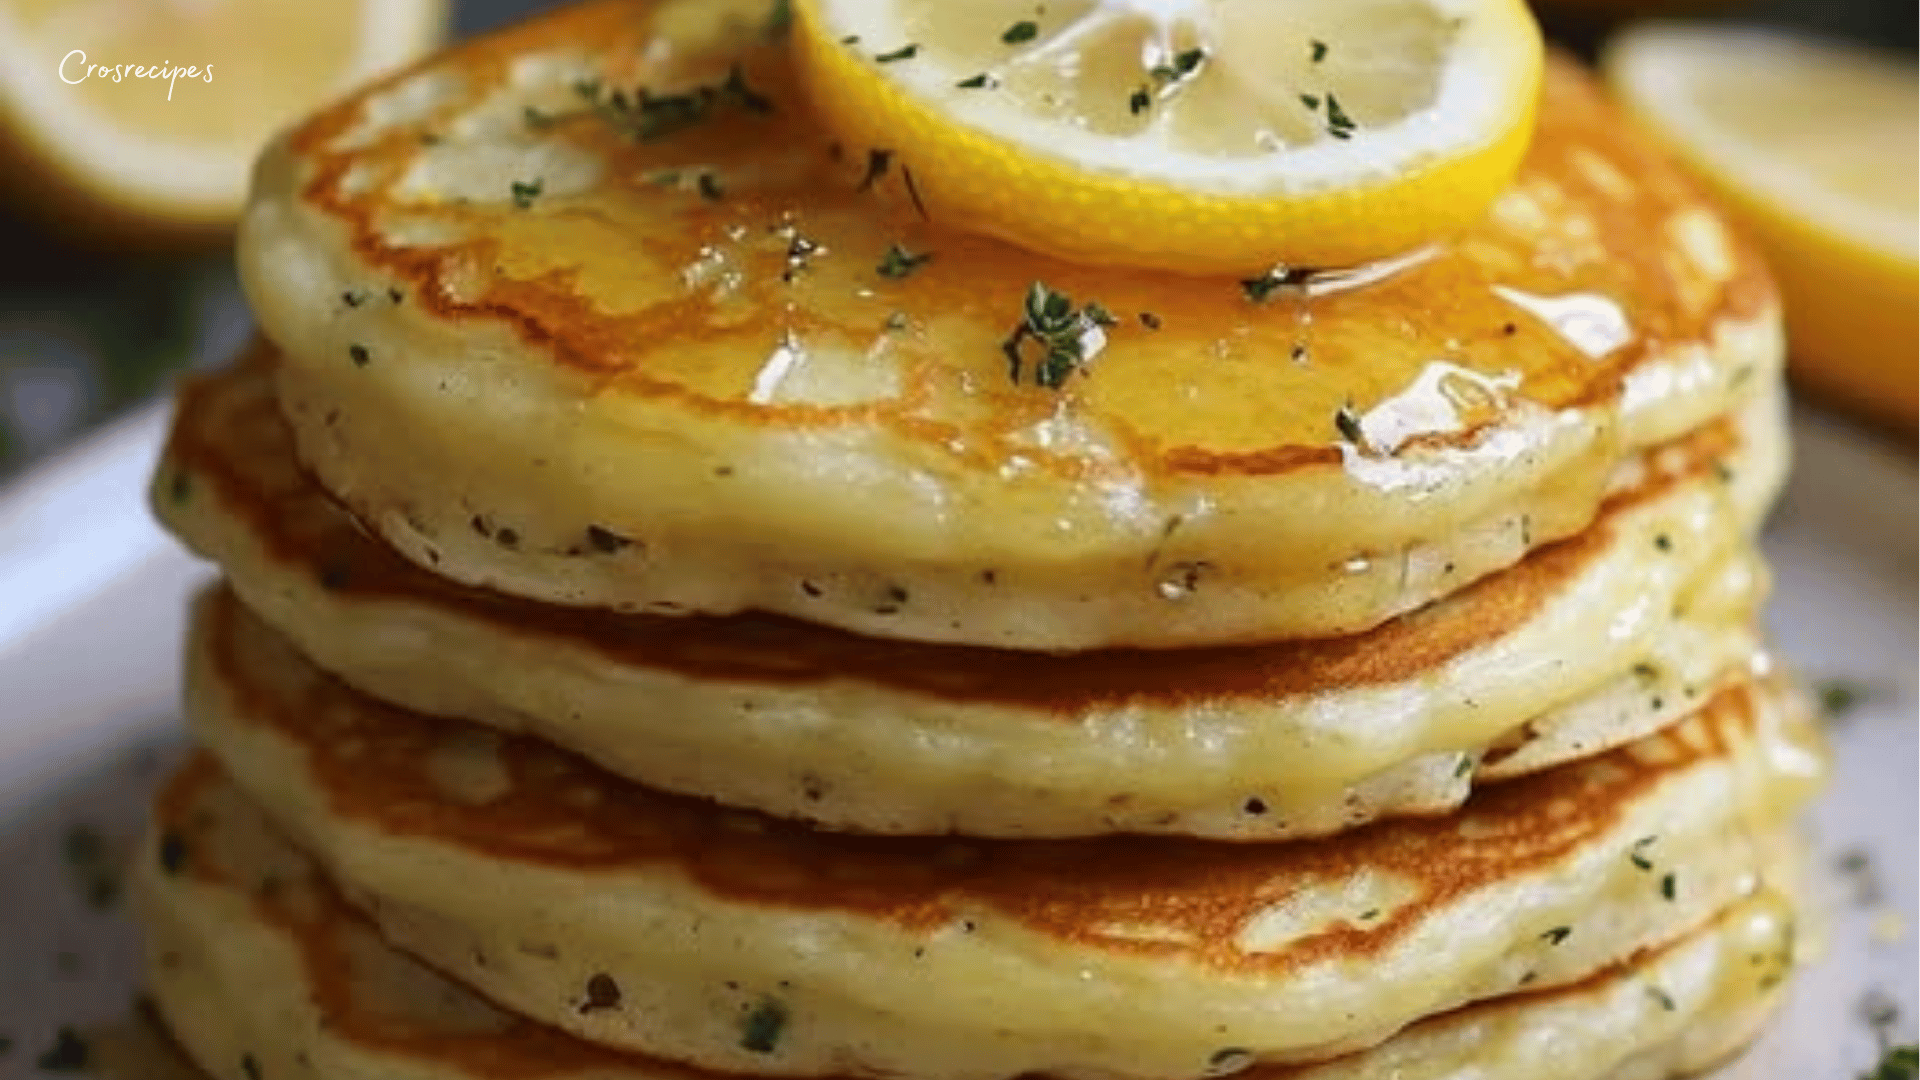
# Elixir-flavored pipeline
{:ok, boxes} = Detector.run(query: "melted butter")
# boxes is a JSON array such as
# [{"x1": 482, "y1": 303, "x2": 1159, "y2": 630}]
[
  {"x1": 1492, "y1": 285, "x2": 1633, "y2": 360},
  {"x1": 309, "y1": 3, "x2": 1770, "y2": 472}
]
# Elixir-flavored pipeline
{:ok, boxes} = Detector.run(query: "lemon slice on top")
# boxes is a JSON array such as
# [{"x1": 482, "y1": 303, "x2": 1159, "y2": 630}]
[
  {"x1": 0, "y1": 0, "x2": 445, "y2": 246},
  {"x1": 791, "y1": 0, "x2": 1544, "y2": 274},
  {"x1": 1606, "y1": 24, "x2": 1918, "y2": 430}
]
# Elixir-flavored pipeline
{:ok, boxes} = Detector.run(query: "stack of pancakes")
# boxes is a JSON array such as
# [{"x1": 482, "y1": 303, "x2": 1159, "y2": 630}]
[{"x1": 132, "y1": 2, "x2": 1828, "y2": 1078}]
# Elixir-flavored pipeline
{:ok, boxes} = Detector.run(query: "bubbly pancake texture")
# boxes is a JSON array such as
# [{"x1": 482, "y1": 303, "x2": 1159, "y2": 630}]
[
  {"x1": 138, "y1": 758, "x2": 1804, "y2": 1080},
  {"x1": 181, "y1": 586, "x2": 1826, "y2": 1080},
  {"x1": 239, "y1": 0, "x2": 1783, "y2": 648},
  {"x1": 158, "y1": 349, "x2": 1784, "y2": 838}
]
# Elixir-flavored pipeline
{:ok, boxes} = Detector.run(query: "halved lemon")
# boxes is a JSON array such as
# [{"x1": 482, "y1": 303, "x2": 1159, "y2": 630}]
[
  {"x1": 0, "y1": 0, "x2": 446, "y2": 246},
  {"x1": 791, "y1": 0, "x2": 1544, "y2": 274},
  {"x1": 1606, "y1": 24, "x2": 1918, "y2": 431}
]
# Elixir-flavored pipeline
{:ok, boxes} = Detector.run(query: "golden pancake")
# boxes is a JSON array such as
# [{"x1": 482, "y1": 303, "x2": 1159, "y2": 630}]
[
  {"x1": 136, "y1": 756, "x2": 1804, "y2": 1080},
  {"x1": 180, "y1": 586, "x2": 1825, "y2": 1080},
  {"x1": 238, "y1": 0, "x2": 1783, "y2": 648},
  {"x1": 157, "y1": 349, "x2": 1782, "y2": 838}
]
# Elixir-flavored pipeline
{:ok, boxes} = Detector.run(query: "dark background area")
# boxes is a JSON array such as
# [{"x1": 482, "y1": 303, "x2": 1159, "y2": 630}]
[{"x1": 0, "y1": 0, "x2": 1910, "y2": 480}]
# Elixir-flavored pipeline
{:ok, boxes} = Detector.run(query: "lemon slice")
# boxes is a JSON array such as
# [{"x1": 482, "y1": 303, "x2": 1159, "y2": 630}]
[
  {"x1": 1606, "y1": 24, "x2": 1918, "y2": 430},
  {"x1": 792, "y1": 0, "x2": 1543, "y2": 273},
  {"x1": 0, "y1": 0, "x2": 446, "y2": 245}
]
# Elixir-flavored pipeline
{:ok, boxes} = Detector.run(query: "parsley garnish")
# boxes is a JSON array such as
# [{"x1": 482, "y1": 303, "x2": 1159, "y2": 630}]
[
  {"x1": 741, "y1": 998, "x2": 789, "y2": 1053},
  {"x1": 1630, "y1": 835, "x2": 1658, "y2": 871},
  {"x1": 766, "y1": 0, "x2": 793, "y2": 37},
  {"x1": 572, "y1": 62, "x2": 772, "y2": 143},
  {"x1": 957, "y1": 73, "x2": 997, "y2": 89},
  {"x1": 348, "y1": 344, "x2": 371, "y2": 368},
  {"x1": 1818, "y1": 679, "x2": 1870, "y2": 719},
  {"x1": 1241, "y1": 266, "x2": 1311, "y2": 302},
  {"x1": 1645, "y1": 985, "x2": 1676, "y2": 1012},
  {"x1": 1150, "y1": 47, "x2": 1207, "y2": 83},
  {"x1": 1130, "y1": 87, "x2": 1151, "y2": 115},
  {"x1": 857, "y1": 148, "x2": 894, "y2": 191},
  {"x1": 1542, "y1": 926, "x2": 1571, "y2": 945},
  {"x1": 697, "y1": 173, "x2": 725, "y2": 200},
  {"x1": 877, "y1": 244, "x2": 932, "y2": 279},
  {"x1": 875, "y1": 43, "x2": 920, "y2": 63},
  {"x1": 1003, "y1": 281, "x2": 1114, "y2": 389},
  {"x1": 1003, "y1": 20, "x2": 1039, "y2": 44},
  {"x1": 1660, "y1": 872, "x2": 1677, "y2": 900},
  {"x1": 1333, "y1": 402, "x2": 1365, "y2": 444},
  {"x1": 1324, "y1": 92, "x2": 1356, "y2": 139},
  {"x1": 1299, "y1": 93, "x2": 1320, "y2": 110},
  {"x1": 510, "y1": 178, "x2": 543, "y2": 209},
  {"x1": 1311, "y1": 40, "x2": 1328, "y2": 62},
  {"x1": 1864, "y1": 1046, "x2": 1919, "y2": 1080}
]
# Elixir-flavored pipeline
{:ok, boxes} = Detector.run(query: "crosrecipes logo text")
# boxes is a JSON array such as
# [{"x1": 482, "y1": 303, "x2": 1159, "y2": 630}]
[{"x1": 60, "y1": 51, "x2": 212, "y2": 100}]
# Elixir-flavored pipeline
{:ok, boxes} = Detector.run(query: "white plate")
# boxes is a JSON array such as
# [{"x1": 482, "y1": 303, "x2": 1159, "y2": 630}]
[{"x1": 0, "y1": 400, "x2": 1911, "y2": 1077}]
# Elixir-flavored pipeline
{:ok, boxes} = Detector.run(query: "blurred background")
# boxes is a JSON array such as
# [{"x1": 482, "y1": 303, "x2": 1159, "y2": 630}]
[{"x1": 0, "y1": 0, "x2": 1910, "y2": 482}]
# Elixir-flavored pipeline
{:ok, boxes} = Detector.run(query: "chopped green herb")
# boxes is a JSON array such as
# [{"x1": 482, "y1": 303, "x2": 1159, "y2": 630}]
[
  {"x1": 36, "y1": 1028, "x2": 88, "y2": 1071},
  {"x1": 1002, "y1": 281, "x2": 1114, "y2": 389},
  {"x1": 877, "y1": 244, "x2": 933, "y2": 280},
  {"x1": 523, "y1": 105, "x2": 556, "y2": 129},
  {"x1": 840, "y1": 34, "x2": 860, "y2": 45},
  {"x1": 1660, "y1": 872, "x2": 1677, "y2": 900},
  {"x1": 1333, "y1": 402, "x2": 1365, "y2": 445},
  {"x1": 1653, "y1": 533, "x2": 1673, "y2": 552},
  {"x1": 1453, "y1": 753, "x2": 1474, "y2": 779},
  {"x1": 1863, "y1": 1046, "x2": 1919, "y2": 1080},
  {"x1": 1002, "y1": 20, "x2": 1039, "y2": 44},
  {"x1": 741, "y1": 997, "x2": 789, "y2": 1053},
  {"x1": 1083, "y1": 302, "x2": 1118, "y2": 327},
  {"x1": 858, "y1": 148, "x2": 894, "y2": 192},
  {"x1": 1542, "y1": 926, "x2": 1571, "y2": 945},
  {"x1": 348, "y1": 344, "x2": 370, "y2": 368},
  {"x1": 957, "y1": 72, "x2": 997, "y2": 89},
  {"x1": 1645, "y1": 985, "x2": 1676, "y2": 1011},
  {"x1": 1324, "y1": 92, "x2": 1355, "y2": 139},
  {"x1": 1299, "y1": 93, "x2": 1321, "y2": 110},
  {"x1": 901, "y1": 164, "x2": 930, "y2": 219},
  {"x1": 1818, "y1": 679, "x2": 1869, "y2": 719},
  {"x1": 1630, "y1": 835, "x2": 1658, "y2": 871},
  {"x1": 510, "y1": 178, "x2": 544, "y2": 209},
  {"x1": 697, "y1": 173, "x2": 725, "y2": 200},
  {"x1": 573, "y1": 63, "x2": 773, "y2": 143},
  {"x1": 1206, "y1": 1048, "x2": 1252, "y2": 1076},
  {"x1": 1130, "y1": 87, "x2": 1152, "y2": 114},
  {"x1": 1241, "y1": 266, "x2": 1310, "y2": 302},
  {"x1": 766, "y1": 0, "x2": 793, "y2": 37},
  {"x1": 1310, "y1": 39, "x2": 1328, "y2": 62},
  {"x1": 875, "y1": 43, "x2": 920, "y2": 63},
  {"x1": 1150, "y1": 47, "x2": 1207, "y2": 82},
  {"x1": 342, "y1": 289, "x2": 367, "y2": 307}
]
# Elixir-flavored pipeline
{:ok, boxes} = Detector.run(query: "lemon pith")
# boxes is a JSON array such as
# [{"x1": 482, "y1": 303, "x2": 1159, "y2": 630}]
[{"x1": 793, "y1": 0, "x2": 1545, "y2": 274}]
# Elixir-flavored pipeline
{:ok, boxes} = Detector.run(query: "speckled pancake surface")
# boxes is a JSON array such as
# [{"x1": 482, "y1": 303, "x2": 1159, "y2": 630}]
[
  {"x1": 137, "y1": 758, "x2": 1805, "y2": 1080},
  {"x1": 180, "y1": 585, "x2": 1825, "y2": 1080},
  {"x1": 157, "y1": 350, "x2": 1784, "y2": 838},
  {"x1": 239, "y1": 0, "x2": 1782, "y2": 648}
]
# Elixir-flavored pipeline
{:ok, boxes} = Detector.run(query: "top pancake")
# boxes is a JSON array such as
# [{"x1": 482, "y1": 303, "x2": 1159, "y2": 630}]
[{"x1": 239, "y1": 0, "x2": 1782, "y2": 648}]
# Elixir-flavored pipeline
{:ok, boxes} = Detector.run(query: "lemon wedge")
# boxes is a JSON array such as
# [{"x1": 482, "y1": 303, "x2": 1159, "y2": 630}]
[
  {"x1": 0, "y1": 0, "x2": 446, "y2": 245},
  {"x1": 792, "y1": 0, "x2": 1544, "y2": 274},
  {"x1": 1606, "y1": 24, "x2": 1918, "y2": 430}
]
